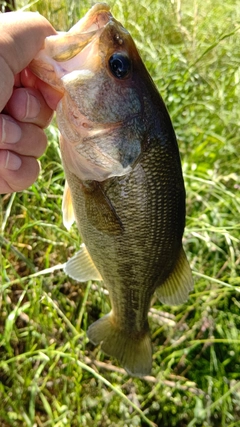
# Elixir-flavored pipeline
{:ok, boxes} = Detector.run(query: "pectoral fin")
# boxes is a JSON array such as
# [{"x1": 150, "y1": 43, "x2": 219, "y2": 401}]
[
  {"x1": 64, "y1": 243, "x2": 102, "y2": 282},
  {"x1": 156, "y1": 247, "x2": 193, "y2": 305},
  {"x1": 62, "y1": 180, "x2": 75, "y2": 230},
  {"x1": 84, "y1": 182, "x2": 123, "y2": 235}
]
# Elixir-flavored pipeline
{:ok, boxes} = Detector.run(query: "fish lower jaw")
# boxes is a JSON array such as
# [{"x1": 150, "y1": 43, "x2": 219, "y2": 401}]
[{"x1": 69, "y1": 3, "x2": 111, "y2": 34}]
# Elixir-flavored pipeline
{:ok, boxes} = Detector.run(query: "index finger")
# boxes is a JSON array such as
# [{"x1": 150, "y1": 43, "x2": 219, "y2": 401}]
[{"x1": 0, "y1": 12, "x2": 56, "y2": 110}]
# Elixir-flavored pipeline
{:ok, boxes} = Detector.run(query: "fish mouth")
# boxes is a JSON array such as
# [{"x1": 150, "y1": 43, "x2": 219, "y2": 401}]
[
  {"x1": 30, "y1": 3, "x2": 113, "y2": 86},
  {"x1": 69, "y1": 3, "x2": 111, "y2": 34},
  {"x1": 51, "y1": 3, "x2": 112, "y2": 62}
]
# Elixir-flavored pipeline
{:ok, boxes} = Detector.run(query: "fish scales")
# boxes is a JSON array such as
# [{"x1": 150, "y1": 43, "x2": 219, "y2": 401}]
[
  {"x1": 30, "y1": 2, "x2": 193, "y2": 377},
  {"x1": 62, "y1": 129, "x2": 185, "y2": 355}
]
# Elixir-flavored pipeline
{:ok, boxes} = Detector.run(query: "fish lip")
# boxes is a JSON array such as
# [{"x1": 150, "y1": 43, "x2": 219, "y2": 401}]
[
  {"x1": 69, "y1": 3, "x2": 112, "y2": 34},
  {"x1": 30, "y1": 4, "x2": 113, "y2": 88}
]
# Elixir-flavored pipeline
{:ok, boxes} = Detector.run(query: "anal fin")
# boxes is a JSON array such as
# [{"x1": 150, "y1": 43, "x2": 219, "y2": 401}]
[
  {"x1": 64, "y1": 243, "x2": 102, "y2": 282},
  {"x1": 156, "y1": 247, "x2": 193, "y2": 305}
]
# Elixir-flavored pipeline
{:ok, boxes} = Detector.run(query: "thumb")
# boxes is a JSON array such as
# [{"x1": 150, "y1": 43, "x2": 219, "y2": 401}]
[{"x1": 0, "y1": 12, "x2": 56, "y2": 110}]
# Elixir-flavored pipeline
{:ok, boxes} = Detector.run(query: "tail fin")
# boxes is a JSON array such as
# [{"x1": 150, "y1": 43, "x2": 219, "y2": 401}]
[{"x1": 87, "y1": 312, "x2": 152, "y2": 377}]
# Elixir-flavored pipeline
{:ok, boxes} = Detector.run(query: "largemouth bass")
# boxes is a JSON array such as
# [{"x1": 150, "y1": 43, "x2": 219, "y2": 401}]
[{"x1": 30, "y1": 3, "x2": 193, "y2": 377}]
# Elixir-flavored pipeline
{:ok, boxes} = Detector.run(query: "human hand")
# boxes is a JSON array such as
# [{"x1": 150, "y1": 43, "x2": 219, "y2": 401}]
[{"x1": 0, "y1": 12, "x2": 62, "y2": 194}]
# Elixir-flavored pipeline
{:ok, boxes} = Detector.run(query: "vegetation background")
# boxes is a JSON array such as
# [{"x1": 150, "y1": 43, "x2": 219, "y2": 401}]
[{"x1": 0, "y1": 0, "x2": 240, "y2": 426}]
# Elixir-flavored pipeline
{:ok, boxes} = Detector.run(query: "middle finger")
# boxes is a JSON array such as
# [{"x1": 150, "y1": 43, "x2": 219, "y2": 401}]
[
  {"x1": 4, "y1": 87, "x2": 54, "y2": 128},
  {"x1": 0, "y1": 115, "x2": 48, "y2": 158}
]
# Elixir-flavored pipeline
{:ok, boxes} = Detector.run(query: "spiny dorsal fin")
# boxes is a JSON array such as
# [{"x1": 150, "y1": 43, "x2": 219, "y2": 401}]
[
  {"x1": 62, "y1": 180, "x2": 75, "y2": 230},
  {"x1": 156, "y1": 247, "x2": 193, "y2": 305},
  {"x1": 64, "y1": 243, "x2": 102, "y2": 282}
]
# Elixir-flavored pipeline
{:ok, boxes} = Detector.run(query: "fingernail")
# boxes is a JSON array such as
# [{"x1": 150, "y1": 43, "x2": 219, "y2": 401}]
[
  {"x1": 1, "y1": 116, "x2": 22, "y2": 144},
  {"x1": 4, "y1": 151, "x2": 22, "y2": 170},
  {"x1": 25, "y1": 92, "x2": 41, "y2": 119}
]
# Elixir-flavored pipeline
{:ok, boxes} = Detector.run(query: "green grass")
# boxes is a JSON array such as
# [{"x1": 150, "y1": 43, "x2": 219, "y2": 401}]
[{"x1": 1, "y1": 0, "x2": 240, "y2": 426}]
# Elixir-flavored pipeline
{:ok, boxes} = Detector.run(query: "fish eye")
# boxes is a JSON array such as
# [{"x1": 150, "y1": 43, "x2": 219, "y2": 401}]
[{"x1": 109, "y1": 53, "x2": 131, "y2": 79}]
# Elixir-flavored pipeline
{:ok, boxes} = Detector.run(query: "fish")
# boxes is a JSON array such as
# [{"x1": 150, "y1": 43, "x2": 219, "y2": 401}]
[{"x1": 30, "y1": 2, "x2": 193, "y2": 377}]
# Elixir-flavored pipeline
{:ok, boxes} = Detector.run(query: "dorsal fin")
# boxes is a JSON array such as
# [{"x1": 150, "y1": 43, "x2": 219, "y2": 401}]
[{"x1": 156, "y1": 247, "x2": 193, "y2": 305}]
